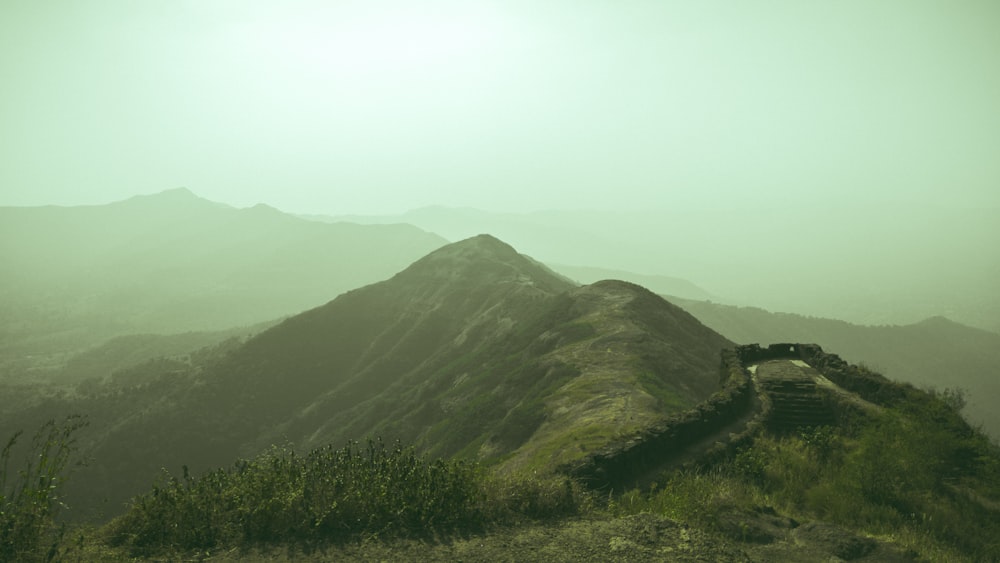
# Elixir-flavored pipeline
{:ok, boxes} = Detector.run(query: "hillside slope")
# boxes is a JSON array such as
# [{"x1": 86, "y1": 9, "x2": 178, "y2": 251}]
[
  {"x1": 3, "y1": 235, "x2": 732, "y2": 520},
  {"x1": 211, "y1": 237, "x2": 732, "y2": 473}
]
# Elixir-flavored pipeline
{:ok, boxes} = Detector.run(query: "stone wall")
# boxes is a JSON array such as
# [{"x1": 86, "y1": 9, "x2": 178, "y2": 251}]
[
  {"x1": 737, "y1": 342, "x2": 803, "y2": 364},
  {"x1": 738, "y1": 342, "x2": 909, "y2": 407},
  {"x1": 796, "y1": 344, "x2": 911, "y2": 406},
  {"x1": 564, "y1": 348, "x2": 758, "y2": 491},
  {"x1": 563, "y1": 342, "x2": 906, "y2": 491}
]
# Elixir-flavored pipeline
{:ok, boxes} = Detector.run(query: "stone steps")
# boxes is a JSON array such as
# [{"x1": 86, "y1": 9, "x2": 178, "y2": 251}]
[{"x1": 759, "y1": 366, "x2": 835, "y2": 432}]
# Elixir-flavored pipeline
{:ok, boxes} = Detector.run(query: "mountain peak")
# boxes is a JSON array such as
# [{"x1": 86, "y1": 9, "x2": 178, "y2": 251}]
[
  {"x1": 115, "y1": 187, "x2": 223, "y2": 209},
  {"x1": 242, "y1": 202, "x2": 286, "y2": 217},
  {"x1": 413, "y1": 234, "x2": 523, "y2": 266},
  {"x1": 396, "y1": 235, "x2": 573, "y2": 294},
  {"x1": 913, "y1": 315, "x2": 961, "y2": 330},
  {"x1": 442, "y1": 233, "x2": 516, "y2": 254}
]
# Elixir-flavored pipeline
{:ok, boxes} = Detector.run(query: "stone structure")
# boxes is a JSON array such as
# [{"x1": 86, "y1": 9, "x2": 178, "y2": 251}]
[
  {"x1": 754, "y1": 360, "x2": 835, "y2": 431},
  {"x1": 564, "y1": 342, "x2": 895, "y2": 492},
  {"x1": 563, "y1": 348, "x2": 759, "y2": 491}
]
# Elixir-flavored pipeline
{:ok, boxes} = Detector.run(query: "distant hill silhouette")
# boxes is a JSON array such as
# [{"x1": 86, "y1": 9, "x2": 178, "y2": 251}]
[{"x1": 0, "y1": 188, "x2": 447, "y2": 362}]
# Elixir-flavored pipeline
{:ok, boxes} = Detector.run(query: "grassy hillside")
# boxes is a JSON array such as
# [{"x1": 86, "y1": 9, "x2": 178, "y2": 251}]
[
  {"x1": 6, "y1": 227, "x2": 996, "y2": 560},
  {"x1": 5, "y1": 347, "x2": 998, "y2": 561},
  {"x1": 0, "y1": 235, "x2": 732, "y2": 524}
]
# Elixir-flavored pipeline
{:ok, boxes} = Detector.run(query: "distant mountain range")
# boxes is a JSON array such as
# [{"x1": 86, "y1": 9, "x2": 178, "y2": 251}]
[
  {"x1": 0, "y1": 188, "x2": 446, "y2": 362},
  {"x1": 3, "y1": 190, "x2": 996, "y2": 442},
  {"x1": 308, "y1": 204, "x2": 1000, "y2": 334}
]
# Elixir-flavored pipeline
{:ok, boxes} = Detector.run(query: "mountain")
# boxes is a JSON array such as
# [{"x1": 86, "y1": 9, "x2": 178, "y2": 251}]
[
  {"x1": 0, "y1": 188, "x2": 447, "y2": 365},
  {"x1": 304, "y1": 206, "x2": 667, "y2": 285},
  {"x1": 309, "y1": 204, "x2": 1000, "y2": 333},
  {"x1": 2, "y1": 235, "x2": 734, "y2": 520},
  {"x1": 4, "y1": 234, "x2": 999, "y2": 561},
  {"x1": 215, "y1": 236, "x2": 730, "y2": 474},
  {"x1": 305, "y1": 207, "x2": 715, "y2": 304},
  {"x1": 674, "y1": 298, "x2": 1000, "y2": 439}
]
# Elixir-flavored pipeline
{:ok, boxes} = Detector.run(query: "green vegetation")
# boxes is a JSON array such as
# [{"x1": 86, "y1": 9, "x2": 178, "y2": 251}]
[
  {"x1": 635, "y1": 369, "x2": 688, "y2": 410},
  {"x1": 4, "y1": 237, "x2": 737, "y2": 522},
  {"x1": 1, "y1": 416, "x2": 86, "y2": 563},
  {"x1": 103, "y1": 438, "x2": 584, "y2": 558},
  {"x1": 3, "y1": 363, "x2": 1000, "y2": 561},
  {"x1": 612, "y1": 387, "x2": 1000, "y2": 561},
  {"x1": 2, "y1": 229, "x2": 998, "y2": 560}
]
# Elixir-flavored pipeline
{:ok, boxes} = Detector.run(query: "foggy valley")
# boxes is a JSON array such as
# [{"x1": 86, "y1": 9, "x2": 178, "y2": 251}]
[{"x1": 2, "y1": 1, "x2": 999, "y2": 561}]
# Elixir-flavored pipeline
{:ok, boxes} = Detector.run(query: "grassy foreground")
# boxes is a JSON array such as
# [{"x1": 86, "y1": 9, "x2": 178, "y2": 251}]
[
  {"x1": 611, "y1": 385, "x2": 1000, "y2": 561},
  {"x1": 5, "y1": 380, "x2": 1000, "y2": 562}
]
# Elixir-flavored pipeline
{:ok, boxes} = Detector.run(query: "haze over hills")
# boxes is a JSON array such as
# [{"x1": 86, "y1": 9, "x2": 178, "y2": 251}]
[
  {"x1": 3, "y1": 235, "x2": 733, "y2": 520},
  {"x1": 4, "y1": 191, "x2": 997, "y2": 444},
  {"x1": 3, "y1": 1, "x2": 999, "y2": 556},
  {"x1": 0, "y1": 188, "x2": 447, "y2": 363},
  {"x1": 311, "y1": 204, "x2": 1000, "y2": 334}
]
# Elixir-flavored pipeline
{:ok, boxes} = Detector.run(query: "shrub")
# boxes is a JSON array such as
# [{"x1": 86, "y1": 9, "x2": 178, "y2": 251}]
[
  {"x1": 106, "y1": 438, "x2": 586, "y2": 557},
  {"x1": 479, "y1": 473, "x2": 586, "y2": 523}
]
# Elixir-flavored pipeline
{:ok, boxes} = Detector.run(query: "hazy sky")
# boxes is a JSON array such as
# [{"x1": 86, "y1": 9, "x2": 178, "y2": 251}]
[{"x1": 2, "y1": 0, "x2": 998, "y2": 214}]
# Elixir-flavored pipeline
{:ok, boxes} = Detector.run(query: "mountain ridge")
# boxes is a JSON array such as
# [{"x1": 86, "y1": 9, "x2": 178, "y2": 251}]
[
  {"x1": 308, "y1": 204, "x2": 999, "y2": 333},
  {"x1": 1, "y1": 234, "x2": 734, "y2": 518},
  {"x1": 3, "y1": 228, "x2": 999, "y2": 560}
]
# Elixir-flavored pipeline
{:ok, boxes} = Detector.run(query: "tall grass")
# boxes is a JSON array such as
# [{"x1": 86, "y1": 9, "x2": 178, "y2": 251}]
[
  {"x1": 105, "y1": 438, "x2": 586, "y2": 557},
  {"x1": 613, "y1": 398, "x2": 1000, "y2": 561},
  {"x1": 1, "y1": 415, "x2": 87, "y2": 563}
]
